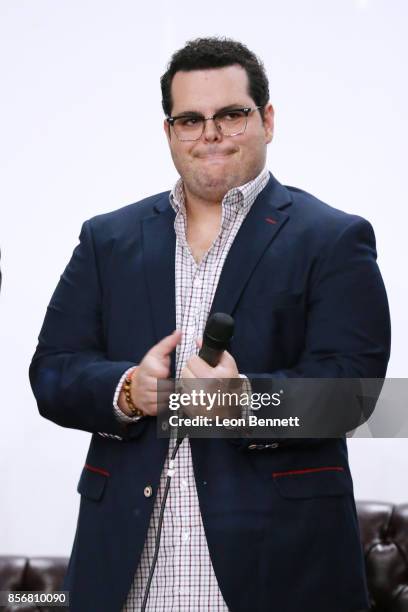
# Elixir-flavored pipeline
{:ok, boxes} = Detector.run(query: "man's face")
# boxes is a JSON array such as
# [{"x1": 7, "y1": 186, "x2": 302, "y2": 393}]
[{"x1": 164, "y1": 65, "x2": 274, "y2": 204}]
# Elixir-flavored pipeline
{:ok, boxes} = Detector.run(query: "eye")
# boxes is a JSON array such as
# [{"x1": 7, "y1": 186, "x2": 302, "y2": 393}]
[
  {"x1": 220, "y1": 110, "x2": 245, "y2": 121},
  {"x1": 177, "y1": 116, "x2": 201, "y2": 127}
]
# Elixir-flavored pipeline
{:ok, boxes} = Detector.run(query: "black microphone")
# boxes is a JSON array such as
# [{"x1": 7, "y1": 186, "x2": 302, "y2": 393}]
[
  {"x1": 198, "y1": 312, "x2": 235, "y2": 366},
  {"x1": 176, "y1": 313, "x2": 234, "y2": 443}
]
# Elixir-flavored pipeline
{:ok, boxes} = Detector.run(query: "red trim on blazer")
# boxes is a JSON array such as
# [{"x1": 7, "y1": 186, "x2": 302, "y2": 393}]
[
  {"x1": 265, "y1": 217, "x2": 278, "y2": 224},
  {"x1": 272, "y1": 466, "x2": 345, "y2": 478},
  {"x1": 85, "y1": 463, "x2": 110, "y2": 477}
]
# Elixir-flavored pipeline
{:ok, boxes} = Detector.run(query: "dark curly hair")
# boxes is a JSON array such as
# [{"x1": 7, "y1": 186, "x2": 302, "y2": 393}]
[{"x1": 160, "y1": 37, "x2": 269, "y2": 118}]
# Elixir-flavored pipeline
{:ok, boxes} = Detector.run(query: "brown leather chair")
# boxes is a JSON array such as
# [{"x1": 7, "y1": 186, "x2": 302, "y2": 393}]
[
  {"x1": 0, "y1": 556, "x2": 67, "y2": 612},
  {"x1": 357, "y1": 501, "x2": 408, "y2": 611},
  {"x1": 1, "y1": 501, "x2": 407, "y2": 611}
]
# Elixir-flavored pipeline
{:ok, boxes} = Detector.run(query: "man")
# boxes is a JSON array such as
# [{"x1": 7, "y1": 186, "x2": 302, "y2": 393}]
[{"x1": 30, "y1": 38, "x2": 390, "y2": 611}]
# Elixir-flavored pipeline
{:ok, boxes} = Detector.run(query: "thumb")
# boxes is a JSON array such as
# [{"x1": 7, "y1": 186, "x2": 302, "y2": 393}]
[
  {"x1": 218, "y1": 349, "x2": 235, "y2": 367},
  {"x1": 150, "y1": 329, "x2": 182, "y2": 358}
]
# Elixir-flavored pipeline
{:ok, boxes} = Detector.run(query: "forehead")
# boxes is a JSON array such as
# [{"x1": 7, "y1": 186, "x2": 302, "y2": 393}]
[{"x1": 170, "y1": 65, "x2": 252, "y2": 114}]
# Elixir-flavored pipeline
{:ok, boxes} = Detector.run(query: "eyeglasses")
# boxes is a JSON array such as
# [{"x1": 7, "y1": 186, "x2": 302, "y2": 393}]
[{"x1": 166, "y1": 106, "x2": 263, "y2": 142}]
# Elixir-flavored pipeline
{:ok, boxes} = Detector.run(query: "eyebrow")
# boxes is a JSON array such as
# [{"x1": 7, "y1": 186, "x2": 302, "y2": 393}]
[{"x1": 172, "y1": 104, "x2": 248, "y2": 117}]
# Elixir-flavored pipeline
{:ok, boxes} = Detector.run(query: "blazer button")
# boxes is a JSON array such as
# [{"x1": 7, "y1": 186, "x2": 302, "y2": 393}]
[
  {"x1": 144, "y1": 485, "x2": 153, "y2": 498},
  {"x1": 248, "y1": 444, "x2": 257, "y2": 450}
]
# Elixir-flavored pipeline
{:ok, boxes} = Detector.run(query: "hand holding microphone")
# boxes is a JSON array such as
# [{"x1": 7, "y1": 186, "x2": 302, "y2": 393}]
[
  {"x1": 180, "y1": 313, "x2": 244, "y2": 420},
  {"x1": 182, "y1": 312, "x2": 238, "y2": 378}
]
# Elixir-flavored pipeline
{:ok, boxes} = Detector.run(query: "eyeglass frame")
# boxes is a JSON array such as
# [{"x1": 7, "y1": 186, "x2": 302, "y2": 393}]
[{"x1": 166, "y1": 105, "x2": 264, "y2": 141}]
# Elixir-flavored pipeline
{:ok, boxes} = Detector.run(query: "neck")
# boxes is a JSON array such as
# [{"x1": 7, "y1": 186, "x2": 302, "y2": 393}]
[{"x1": 183, "y1": 188, "x2": 223, "y2": 225}]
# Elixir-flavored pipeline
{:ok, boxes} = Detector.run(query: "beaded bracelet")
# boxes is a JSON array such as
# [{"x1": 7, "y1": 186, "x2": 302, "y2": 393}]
[{"x1": 123, "y1": 367, "x2": 145, "y2": 417}]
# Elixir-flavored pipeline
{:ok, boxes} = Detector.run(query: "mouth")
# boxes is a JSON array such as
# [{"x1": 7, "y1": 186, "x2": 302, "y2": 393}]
[{"x1": 196, "y1": 151, "x2": 236, "y2": 161}]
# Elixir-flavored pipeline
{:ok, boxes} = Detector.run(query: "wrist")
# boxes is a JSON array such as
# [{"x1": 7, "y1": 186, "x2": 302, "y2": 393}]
[{"x1": 122, "y1": 367, "x2": 145, "y2": 417}]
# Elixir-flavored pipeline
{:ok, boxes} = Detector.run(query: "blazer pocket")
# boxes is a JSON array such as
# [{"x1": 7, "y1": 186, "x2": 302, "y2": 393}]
[
  {"x1": 77, "y1": 464, "x2": 109, "y2": 501},
  {"x1": 272, "y1": 466, "x2": 352, "y2": 499}
]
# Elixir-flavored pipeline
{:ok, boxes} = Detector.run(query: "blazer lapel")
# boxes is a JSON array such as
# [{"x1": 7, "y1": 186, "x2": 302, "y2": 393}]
[
  {"x1": 210, "y1": 174, "x2": 292, "y2": 316},
  {"x1": 140, "y1": 176, "x2": 292, "y2": 372},
  {"x1": 142, "y1": 199, "x2": 177, "y2": 374}
]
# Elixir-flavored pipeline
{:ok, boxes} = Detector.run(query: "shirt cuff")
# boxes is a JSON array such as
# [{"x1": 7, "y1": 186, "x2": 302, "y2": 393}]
[
  {"x1": 239, "y1": 373, "x2": 252, "y2": 393},
  {"x1": 239, "y1": 374, "x2": 253, "y2": 419}
]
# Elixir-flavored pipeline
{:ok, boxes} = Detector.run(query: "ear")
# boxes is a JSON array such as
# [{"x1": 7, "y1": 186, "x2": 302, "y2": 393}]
[
  {"x1": 263, "y1": 103, "x2": 274, "y2": 144},
  {"x1": 164, "y1": 119, "x2": 172, "y2": 143}
]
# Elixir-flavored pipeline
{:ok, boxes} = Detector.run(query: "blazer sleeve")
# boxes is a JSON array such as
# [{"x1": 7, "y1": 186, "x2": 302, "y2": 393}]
[
  {"x1": 235, "y1": 216, "x2": 391, "y2": 450},
  {"x1": 29, "y1": 220, "x2": 146, "y2": 439}
]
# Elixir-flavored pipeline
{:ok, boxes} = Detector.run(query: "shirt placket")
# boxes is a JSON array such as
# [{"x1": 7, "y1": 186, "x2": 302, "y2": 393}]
[{"x1": 124, "y1": 168, "x2": 270, "y2": 611}]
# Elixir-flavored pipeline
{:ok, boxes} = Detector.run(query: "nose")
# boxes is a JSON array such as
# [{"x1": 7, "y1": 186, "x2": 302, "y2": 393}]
[{"x1": 202, "y1": 118, "x2": 222, "y2": 143}]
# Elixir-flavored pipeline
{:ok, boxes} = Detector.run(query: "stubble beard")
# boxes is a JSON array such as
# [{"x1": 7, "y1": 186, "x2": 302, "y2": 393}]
[{"x1": 185, "y1": 167, "x2": 242, "y2": 204}]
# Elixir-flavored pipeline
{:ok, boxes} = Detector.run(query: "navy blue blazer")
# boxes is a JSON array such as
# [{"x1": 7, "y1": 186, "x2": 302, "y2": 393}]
[{"x1": 30, "y1": 174, "x2": 390, "y2": 612}]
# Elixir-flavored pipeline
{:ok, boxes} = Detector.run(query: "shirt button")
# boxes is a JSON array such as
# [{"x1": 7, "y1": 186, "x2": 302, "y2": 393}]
[
  {"x1": 193, "y1": 276, "x2": 202, "y2": 287},
  {"x1": 179, "y1": 587, "x2": 188, "y2": 595},
  {"x1": 180, "y1": 479, "x2": 188, "y2": 490},
  {"x1": 143, "y1": 485, "x2": 153, "y2": 497},
  {"x1": 182, "y1": 530, "x2": 190, "y2": 542}
]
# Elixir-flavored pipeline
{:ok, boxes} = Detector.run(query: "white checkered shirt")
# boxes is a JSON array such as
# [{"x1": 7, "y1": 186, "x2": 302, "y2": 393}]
[{"x1": 121, "y1": 167, "x2": 270, "y2": 611}]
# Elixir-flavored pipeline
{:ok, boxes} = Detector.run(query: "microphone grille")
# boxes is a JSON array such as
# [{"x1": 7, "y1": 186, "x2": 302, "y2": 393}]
[{"x1": 204, "y1": 312, "x2": 234, "y2": 344}]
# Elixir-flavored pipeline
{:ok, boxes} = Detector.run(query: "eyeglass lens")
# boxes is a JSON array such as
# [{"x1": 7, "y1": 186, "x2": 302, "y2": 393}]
[{"x1": 173, "y1": 109, "x2": 249, "y2": 141}]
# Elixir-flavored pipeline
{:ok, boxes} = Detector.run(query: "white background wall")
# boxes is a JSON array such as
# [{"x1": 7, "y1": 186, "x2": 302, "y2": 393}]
[{"x1": 1, "y1": 0, "x2": 406, "y2": 556}]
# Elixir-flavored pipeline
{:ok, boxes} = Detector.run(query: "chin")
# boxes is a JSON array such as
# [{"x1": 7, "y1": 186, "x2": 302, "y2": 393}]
[
  {"x1": 199, "y1": 176, "x2": 236, "y2": 196},
  {"x1": 199, "y1": 168, "x2": 240, "y2": 189}
]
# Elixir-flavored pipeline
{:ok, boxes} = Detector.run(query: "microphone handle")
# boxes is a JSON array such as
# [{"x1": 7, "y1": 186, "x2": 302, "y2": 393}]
[{"x1": 198, "y1": 344, "x2": 224, "y2": 367}]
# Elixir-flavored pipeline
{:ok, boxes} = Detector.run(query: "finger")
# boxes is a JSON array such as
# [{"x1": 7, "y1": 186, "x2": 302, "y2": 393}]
[
  {"x1": 149, "y1": 329, "x2": 182, "y2": 359},
  {"x1": 141, "y1": 376, "x2": 174, "y2": 393},
  {"x1": 180, "y1": 365, "x2": 195, "y2": 379},
  {"x1": 156, "y1": 379, "x2": 175, "y2": 394},
  {"x1": 140, "y1": 352, "x2": 172, "y2": 380},
  {"x1": 139, "y1": 360, "x2": 169, "y2": 380},
  {"x1": 142, "y1": 392, "x2": 166, "y2": 414},
  {"x1": 195, "y1": 337, "x2": 203, "y2": 349},
  {"x1": 133, "y1": 373, "x2": 161, "y2": 393},
  {"x1": 217, "y1": 349, "x2": 238, "y2": 369},
  {"x1": 185, "y1": 354, "x2": 213, "y2": 378}
]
